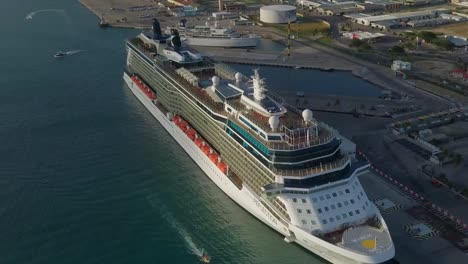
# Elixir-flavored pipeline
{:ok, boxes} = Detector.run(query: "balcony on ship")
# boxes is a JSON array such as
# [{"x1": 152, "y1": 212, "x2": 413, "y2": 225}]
[{"x1": 261, "y1": 156, "x2": 369, "y2": 196}]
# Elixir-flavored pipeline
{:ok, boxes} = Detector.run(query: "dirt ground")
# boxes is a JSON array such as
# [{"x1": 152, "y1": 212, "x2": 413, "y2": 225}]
[
  {"x1": 431, "y1": 22, "x2": 468, "y2": 39},
  {"x1": 413, "y1": 60, "x2": 456, "y2": 78}
]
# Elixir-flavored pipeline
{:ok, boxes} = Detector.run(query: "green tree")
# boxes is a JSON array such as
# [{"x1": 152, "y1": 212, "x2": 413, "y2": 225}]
[
  {"x1": 417, "y1": 31, "x2": 437, "y2": 43},
  {"x1": 432, "y1": 38, "x2": 454, "y2": 51}
]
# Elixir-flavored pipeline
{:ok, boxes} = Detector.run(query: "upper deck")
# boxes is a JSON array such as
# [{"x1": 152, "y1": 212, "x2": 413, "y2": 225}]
[{"x1": 129, "y1": 35, "x2": 342, "y2": 150}]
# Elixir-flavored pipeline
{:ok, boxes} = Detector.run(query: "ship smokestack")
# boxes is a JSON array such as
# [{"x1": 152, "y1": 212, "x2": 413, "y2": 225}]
[
  {"x1": 219, "y1": 0, "x2": 223, "y2": 11},
  {"x1": 170, "y1": 29, "x2": 182, "y2": 51},
  {"x1": 152, "y1": 18, "x2": 162, "y2": 39}
]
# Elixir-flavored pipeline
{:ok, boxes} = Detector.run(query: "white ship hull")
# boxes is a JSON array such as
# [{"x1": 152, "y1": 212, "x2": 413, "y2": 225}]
[
  {"x1": 183, "y1": 36, "x2": 259, "y2": 48},
  {"x1": 123, "y1": 72, "x2": 394, "y2": 264}
]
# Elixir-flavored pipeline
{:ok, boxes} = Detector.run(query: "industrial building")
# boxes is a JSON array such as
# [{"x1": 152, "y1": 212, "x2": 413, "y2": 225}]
[
  {"x1": 350, "y1": 8, "x2": 450, "y2": 29},
  {"x1": 260, "y1": 5, "x2": 297, "y2": 24}
]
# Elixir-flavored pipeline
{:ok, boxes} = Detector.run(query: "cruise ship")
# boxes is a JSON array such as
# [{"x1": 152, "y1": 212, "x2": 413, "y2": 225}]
[
  {"x1": 172, "y1": 19, "x2": 259, "y2": 48},
  {"x1": 123, "y1": 19, "x2": 395, "y2": 264}
]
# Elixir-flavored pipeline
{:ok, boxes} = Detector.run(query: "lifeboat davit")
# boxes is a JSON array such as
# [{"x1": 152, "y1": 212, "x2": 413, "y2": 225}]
[{"x1": 218, "y1": 161, "x2": 228, "y2": 174}]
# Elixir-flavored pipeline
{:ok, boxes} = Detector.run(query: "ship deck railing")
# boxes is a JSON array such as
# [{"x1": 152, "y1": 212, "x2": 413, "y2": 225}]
[
  {"x1": 228, "y1": 114, "x2": 335, "y2": 151},
  {"x1": 272, "y1": 155, "x2": 349, "y2": 177},
  {"x1": 227, "y1": 101, "x2": 335, "y2": 149}
]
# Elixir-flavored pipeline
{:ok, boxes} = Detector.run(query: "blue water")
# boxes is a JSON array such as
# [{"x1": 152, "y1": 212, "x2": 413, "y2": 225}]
[
  {"x1": 0, "y1": 1, "x2": 370, "y2": 264},
  {"x1": 256, "y1": 38, "x2": 285, "y2": 52},
  {"x1": 229, "y1": 64, "x2": 383, "y2": 97}
]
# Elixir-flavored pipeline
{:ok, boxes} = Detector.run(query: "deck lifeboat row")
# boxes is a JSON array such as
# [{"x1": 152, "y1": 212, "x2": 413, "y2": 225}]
[
  {"x1": 173, "y1": 115, "x2": 228, "y2": 174},
  {"x1": 131, "y1": 74, "x2": 156, "y2": 100}
]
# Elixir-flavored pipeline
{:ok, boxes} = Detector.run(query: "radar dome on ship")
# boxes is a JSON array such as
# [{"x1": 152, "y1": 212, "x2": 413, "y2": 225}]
[
  {"x1": 302, "y1": 109, "x2": 313, "y2": 122},
  {"x1": 212, "y1": 76, "x2": 220, "y2": 87},
  {"x1": 235, "y1": 72, "x2": 242, "y2": 83},
  {"x1": 268, "y1": 116, "x2": 280, "y2": 131}
]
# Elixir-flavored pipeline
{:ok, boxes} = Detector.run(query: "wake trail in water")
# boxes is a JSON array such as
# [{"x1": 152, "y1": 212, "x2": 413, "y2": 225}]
[
  {"x1": 66, "y1": 50, "x2": 82, "y2": 55},
  {"x1": 148, "y1": 197, "x2": 207, "y2": 258},
  {"x1": 25, "y1": 9, "x2": 70, "y2": 23}
]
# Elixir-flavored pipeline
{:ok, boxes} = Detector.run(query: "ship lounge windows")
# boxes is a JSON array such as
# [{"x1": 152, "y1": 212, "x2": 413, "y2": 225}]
[
  {"x1": 311, "y1": 220, "x2": 317, "y2": 225},
  {"x1": 302, "y1": 220, "x2": 307, "y2": 225},
  {"x1": 267, "y1": 135, "x2": 282, "y2": 141},
  {"x1": 292, "y1": 198, "x2": 297, "y2": 203},
  {"x1": 297, "y1": 209, "x2": 302, "y2": 213},
  {"x1": 317, "y1": 208, "x2": 323, "y2": 213},
  {"x1": 306, "y1": 209, "x2": 311, "y2": 214},
  {"x1": 283, "y1": 164, "x2": 351, "y2": 189},
  {"x1": 322, "y1": 219, "x2": 327, "y2": 224},
  {"x1": 301, "y1": 199, "x2": 306, "y2": 203},
  {"x1": 345, "y1": 189, "x2": 350, "y2": 194}
]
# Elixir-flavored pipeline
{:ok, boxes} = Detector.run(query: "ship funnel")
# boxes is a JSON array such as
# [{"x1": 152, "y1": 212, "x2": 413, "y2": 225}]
[
  {"x1": 170, "y1": 29, "x2": 182, "y2": 51},
  {"x1": 152, "y1": 18, "x2": 162, "y2": 39}
]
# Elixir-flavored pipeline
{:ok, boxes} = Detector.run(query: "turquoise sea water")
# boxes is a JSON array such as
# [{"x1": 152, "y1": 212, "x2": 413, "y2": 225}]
[{"x1": 0, "y1": 1, "x2": 379, "y2": 264}]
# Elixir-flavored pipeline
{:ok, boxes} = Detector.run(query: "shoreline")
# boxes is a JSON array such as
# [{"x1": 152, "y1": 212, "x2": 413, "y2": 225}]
[{"x1": 78, "y1": 0, "x2": 463, "y2": 106}]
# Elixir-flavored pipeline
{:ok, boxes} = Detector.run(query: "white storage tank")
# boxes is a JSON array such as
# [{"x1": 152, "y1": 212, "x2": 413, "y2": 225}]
[{"x1": 260, "y1": 5, "x2": 297, "y2": 24}]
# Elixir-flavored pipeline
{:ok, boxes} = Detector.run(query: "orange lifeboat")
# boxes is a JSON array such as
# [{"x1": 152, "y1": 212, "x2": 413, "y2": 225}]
[
  {"x1": 218, "y1": 161, "x2": 228, "y2": 174},
  {"x1": 185, "y1": 129, "x2": 197, "y2": 140},
  {"x1": 177, "y1": 121, "x2": 189, "y2": 131},
  {"x1": 209, "y1": 153, "x2": 220, "y2": 164},
  {"x1": 173, "y1": 115, "x2": 181, "y2": 124},
  {"x1": 202, "y1": 146, "x2": 211, "y2": 155},
  {"x1": 195, "y1": 138, "x2": 204, "y2": 148}
]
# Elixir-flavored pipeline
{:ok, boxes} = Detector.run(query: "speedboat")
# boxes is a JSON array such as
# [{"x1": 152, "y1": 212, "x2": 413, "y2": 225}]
[
  {"x1": 54, "y1": 51, "x2": 67, "y2": 58},
  {"x1": 200, "y1": 253, "x2": 210, "y2": 263}
]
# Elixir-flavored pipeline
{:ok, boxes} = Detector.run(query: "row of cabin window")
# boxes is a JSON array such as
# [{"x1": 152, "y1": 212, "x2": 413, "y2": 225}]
[
  {"x1": 300, "y1": 208, "x2": 363, "y2": 226},
  {"x1": 297, "y1": 200, "x2": 369, "y2": 216},
  {"x1": 293, "y1": 189, "x2": 364, "y2": 203},
  {"x1": 291, "y1": 189, "x2": 352, "y2": 204}
]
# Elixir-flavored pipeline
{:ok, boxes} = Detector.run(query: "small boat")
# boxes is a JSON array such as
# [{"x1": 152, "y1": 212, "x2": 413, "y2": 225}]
[
  {"x1": 99, "y1": 15, "x2": 109, "y2": 28},
  {"x1": 200, "y1": 253, "x2": 210, "y2": 263},
  {"x1": 54, "y1": 51, "x2": 67, "y2": 58}
]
